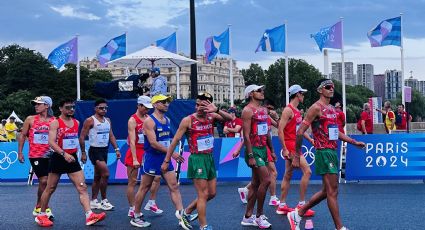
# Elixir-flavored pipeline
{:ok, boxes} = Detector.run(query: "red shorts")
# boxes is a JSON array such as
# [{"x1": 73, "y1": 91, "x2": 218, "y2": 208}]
[
  {"x1": 124, "y1": 146, "x2": 144, "y2": 167},
  {"x1": 284, "y1": 141, "x2": 297, "y2": 159}
]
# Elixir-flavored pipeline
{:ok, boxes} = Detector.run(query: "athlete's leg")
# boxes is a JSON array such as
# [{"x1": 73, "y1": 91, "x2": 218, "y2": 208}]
[
  {"x1": 193, "y1": 179, "x2": 209, "y2": 227},
  {"x1": 92, "y1": 163, "x2": 101, "y2": 200},
  {"x1": 126, "y1": 166, "x2": 138, "y2": 207},
  {"x1": 68, "y1": 170, "x2": 91, "y2": 212},
  {"x1": 39, "y1": 173, "x2": 60, "y2": 212},
  {"x1": 162, "y1": 171, "x2": 184, "y2": 210},
  {"x1": 254, "y1": 166, "x2": 271, "y2": 216},
  {"x1": 95, "y1": 160, "x2": 110, "y2": 200},
  {"x1": 280, "y1": 160, "x2": 294, "y2": 203},
  {"x1": 134, "y1": 174, "x2": 155, "y2": 214},
  {"x1": 323, "y1": 173, "x2": 343, "y2": 229},
  {"x1": 299, "y1": 156, "x2": 312, "y2": 202},
  {"x1": 267, "y1": 162, "x2": 277, "y2": 197},
  {"x1": 148, "y1": 176, "x2": 161, "y2": 200},
  {"x1": 244, "y1": 168, "x2": 259, "y2": 218},
  {"x1": 185, "y1": 178, "x2": 217, "y2": 215},
  {"x1": 37, "y1": 176, "x2": 48, "y2": 205}
]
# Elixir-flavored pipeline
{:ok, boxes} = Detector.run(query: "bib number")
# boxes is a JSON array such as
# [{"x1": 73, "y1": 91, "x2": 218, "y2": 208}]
[
  {"x1": 197, "y1": 135, "x2": 214, "y2": 152},
  {"x1": 96, "y1": 132, "x2": 109, "y2": 145},
  {"x1": 34, "y1": 132, "x2": 48, "y2": 144},
  {"x1": 257, "y1": 122, "x2": 268, "y2": 136},
  {"x1": 328, "y1": 124, "x2": 339, "y2": 141},
  {"x1": 137, "y1": 133, "x2": 145, "y2": 144},
  {"x1": 159, "y1": 140, "x2": 171, "y2": 149},
  {"x1": 63, "y1": 136, "x2": 79, "y2": 149}
]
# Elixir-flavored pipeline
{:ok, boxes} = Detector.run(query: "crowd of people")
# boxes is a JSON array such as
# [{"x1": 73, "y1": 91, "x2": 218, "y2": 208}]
[{"x1": 18, "y1": 77, "x2": 418, "y2": 230}]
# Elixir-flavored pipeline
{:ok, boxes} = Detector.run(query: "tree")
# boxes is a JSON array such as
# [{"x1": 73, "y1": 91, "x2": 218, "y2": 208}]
[
  {"x1": 394, "y1": 90, "x2": 425, "y2": 121},
  {"x1": 241, "y1": 63, "x2": 265, "y2": 86}
]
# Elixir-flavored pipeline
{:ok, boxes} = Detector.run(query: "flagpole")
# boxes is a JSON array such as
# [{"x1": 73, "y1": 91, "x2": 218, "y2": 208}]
[
  {"x1": 324, "y1": 49, "x2": 329, "y2": 78},
  {"x1": 228, "y1": 24, "x2": 234, "y2": 107},
  {"x1": 175, "y1": 28, "x2": 181, "y2": 99},
  {"x1": 76, "y1": 34, "x2": 81, "y2": 101},
  {"x1": 125, "y1": 31, "x2": 130, "y2": 76},
  {"x1": 400, "y1": 13, "x2": 405, "y2": 105},
  {"x1": 340, "y1": 17, "x2": 346, "y2": 119},
  {"x1": 284, "y1": 20, "x2": 289, "y2": 105}
]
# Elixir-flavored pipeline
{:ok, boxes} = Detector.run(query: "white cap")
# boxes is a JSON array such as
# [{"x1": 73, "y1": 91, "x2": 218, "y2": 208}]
[
  {"x1": 137, "y1": 96, "x2": 153, "y2": 108},
  {"x1": 288, "y1": 85, "x2": 307, "y2": 97},
  {"x1": 244, "y1": 84, "x2": 264, "y2": 98}
]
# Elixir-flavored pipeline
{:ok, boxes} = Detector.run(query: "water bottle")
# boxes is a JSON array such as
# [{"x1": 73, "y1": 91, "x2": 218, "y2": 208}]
[{"x1": 305, "y1": 219, "x2": 314, "y2": 230}]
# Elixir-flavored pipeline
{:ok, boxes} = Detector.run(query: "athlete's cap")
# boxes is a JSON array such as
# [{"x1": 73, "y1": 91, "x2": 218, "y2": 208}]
[
  {"x1": 151, "y1": 94, "x2": 172, "y2": 104},
  {"x1": 137, "y1": 96, "x2": 153, "y2": 108},
  {"x1": 150, "y1": 67, "x2": 160, "y2": 74},
  {"x1": 244, "y1": 84, "x2": 264, "y2": 98},
  {"x1": 288, "y1": 85, "x2": 307, "y2": 97},
  {"x1": 197, "y1": 92, "x2": 213, "y2": 102},
  {"x1": 31, "y1": 96, "x2": 54, "y2": 116}
]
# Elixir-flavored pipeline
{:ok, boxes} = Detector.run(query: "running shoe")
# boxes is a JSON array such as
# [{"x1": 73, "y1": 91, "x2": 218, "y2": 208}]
[
  {"x1": 287, "y1": 209, "x2": 302, "y2": 230},
  {"x1": 240, "y1": 215, "x2": 258, "y2": 226},
  {"x1": 296, "y1": 204, "x2": 315, "y2": 217},
  {"x1": 144, "y1": 203, "x2": 163, "y2": 214},
  {"x1": 130, "y1": 217, "x2": 151, "y2": 228},
  {"x1": 128, "y1": 208, "x2": 144, "y2": 218},
  {"x1": 201, "y1": 225, "x2": 213, "y2": 230},
  {"x1": 101, "y1": 199, "x2": 114, "y2": 211},
  {"x1": 46, "y1": 207, "x2": 55, "y2": 220},
  {"x1": 336, "y1": 227, "x2": 348, "y2": 230},
  {"x1": 268, "y1": 196, "x2": 280, "y2": 206},
  {"x1": 237, "y1": 187, "x2": 248, "y2": 204},
  {"x1": 32, "y1": 207, "x2": 41, "y2": 216},
  {"x1": 35, "y1": 214, "x2": 53, "y2": 227},
  {"x1": 90, "y1": 199, "x2": 101, "y2": 209},
  {"x1": 86, "y1": 212, "x2": 106, "y2": 226},
  {"x1": 255, "y1": 215, "x2": 271, "y2": 229},
  {"x1": 177, "y1": 212, "x2": 192, "y2": 230},
  {"x1": 184, "y1": 211, "x2": 199, "y2": 222},
  {"x1": 276, "y1": 204, "x2": 294, "y2": 215}
]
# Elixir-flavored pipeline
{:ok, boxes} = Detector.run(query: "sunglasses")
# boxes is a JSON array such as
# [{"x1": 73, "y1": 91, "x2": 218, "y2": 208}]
[
  {"x1": 157, "y1": 100, "x2": 170, "y2": 105},
  {"x1": 97, "y1": 106, "x2": 108, "y2": 110},
  {"x1": 64, "y1": 105, "x2": 75, "y2": 110},
  {"x1": 254, "y1": 88, "x2": 264, "y2": 93},
  {"x1": 323, "y1": 85, "x2": 334, "y2": 90},
  {"x1": 266, "y1": 106, "x2": 275, "y2": 110}
]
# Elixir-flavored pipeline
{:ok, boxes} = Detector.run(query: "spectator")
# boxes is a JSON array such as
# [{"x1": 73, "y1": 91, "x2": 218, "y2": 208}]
[
  {"x1": 0, "y1": 119, "x2": 7, "y2": 142},
  {"x1": 357, "y1": 103, "x2": 373, "y2": 134},
  {"x1": 223, "y1": 108, "x2": 243, "y2": 137},
  {"x1": 376, "y1": 101, "x2": 396, "y2": 134},
  {"x1": 149, "y1": 67, "x2": 167, "y2": 97},
  {"x1": 264, "y1": 99, "x2": 279, "y2": 128},
  {"x1": 5, "y1": 116, "x2": 18, "y2": 142},
  {"x1": 335, "y1": 101, "x2": 346, "y2": 134},
  {"x1": 396, "y1": 104, "x2": 412, "y2": 130}
]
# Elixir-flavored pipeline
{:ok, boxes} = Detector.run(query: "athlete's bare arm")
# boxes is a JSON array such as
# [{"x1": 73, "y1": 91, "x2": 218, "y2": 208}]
[
  {"x1": 127, "y1": 117, "x2": 139, "y2": 168},
  {"x1": 78, "y1": 117, "x2": 93, "y2": 154},
  {"x1": 18, "y1": 116, "x2": 34, "y2": 163},
  {"x1": 278, "y1": 107, "x2": 293, "y2": 159},
  {"x1": 242, "y1": 107, "x2": 255, "y2": 167},
  {"x1": 162, "y1": 116, "x2": 189, "y2": 171},
  {"x1": 107, "y1": 118, "x2": 121, "y2": 159}
]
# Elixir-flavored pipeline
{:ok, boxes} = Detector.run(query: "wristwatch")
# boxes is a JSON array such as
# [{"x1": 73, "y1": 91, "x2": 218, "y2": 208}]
[
  {"x1": 60, "y1": 151, "x2": 65, "y2": 156},
  {"x1": 114, "y1": 148, "x2": 120, "y2": 152},
  {"x1": 247, "y1": 152, "x2": 254, "y2": 158}
]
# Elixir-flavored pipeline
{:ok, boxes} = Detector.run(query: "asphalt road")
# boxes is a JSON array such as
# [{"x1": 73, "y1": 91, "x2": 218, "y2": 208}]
[{"x1": 1, "y1": 181, "x2": 425, "y2": 229}]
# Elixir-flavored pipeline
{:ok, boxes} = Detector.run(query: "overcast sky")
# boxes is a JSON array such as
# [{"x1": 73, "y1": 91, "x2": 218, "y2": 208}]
[{"x1": 1, "y1": 0, "x2": 425, "y2": 79}]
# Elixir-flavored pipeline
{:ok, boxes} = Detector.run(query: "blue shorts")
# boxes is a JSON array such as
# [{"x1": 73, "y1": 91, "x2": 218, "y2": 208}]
[{"x1": 142, "y1": 152, "x2": 174, "y2": 176}]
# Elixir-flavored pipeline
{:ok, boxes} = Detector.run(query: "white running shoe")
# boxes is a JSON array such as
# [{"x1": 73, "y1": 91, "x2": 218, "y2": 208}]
[
  {"x1": 240, "y1": 215, "x2": 258, "y2": 226},
  {"x1": 90, "y1": 199, "x2": 101, "y2": 209},
  {"x1": 144, "y1": 202, "x2": 163, "y2": 214},
  {"x1": 255, "y1": 215, "x2": 271, "y2": 229},
  {"x1": 130, "y1": 217, "x2": 151, "y2": 228},
  {"x1": 100, "y1": 199, "x2": 114, "y2": 211},
  {"x1": 268, "y1": 196, "x2": 280, "y2": 206},
  {"x1": 287, "y1": 208, "x2": 302, "y2": 230}
]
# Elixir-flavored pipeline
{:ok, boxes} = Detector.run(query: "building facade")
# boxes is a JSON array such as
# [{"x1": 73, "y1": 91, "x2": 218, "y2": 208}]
[
  {"x1": 80, "y1": 55, "x2": 246, "y2": 104},
  {"x1": 331, "y1": 62, "x2": 356, "y2": 86},
  {"x1": 385, "y1": 69, "x2": 402, "y2": 100},
  {"x1": 374, "y1": 74, "x2": 385, "y2": 100},
  {"x1": 357, "y1": 64, "x2": 374, "y2": 91}
]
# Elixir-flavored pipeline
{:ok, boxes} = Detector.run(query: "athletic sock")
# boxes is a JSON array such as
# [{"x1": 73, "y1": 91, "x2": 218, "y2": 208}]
[
  {"x1": 85, "y1": 210, "x2": 93, "y2": 218},
  {"x1": 298, "y1": 200, "x2": 306, "y2": 206},
  {"x1": 148, "y1": 199, "x2": 155, "y2": 205},
  {"x1": 279, "y1": 202, "x2": 286, "y2": 207}
]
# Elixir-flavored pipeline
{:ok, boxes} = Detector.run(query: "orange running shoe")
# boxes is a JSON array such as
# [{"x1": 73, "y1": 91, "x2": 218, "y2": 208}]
[
  {"x1": 296, "y1": 204, "x2": 315, "y2": 217},
  {"x1": 276, "y1": 204, "x2": 294, "y2": 215},
  {"x1": 86, "y1": 212, "x2": 106, "y2": 226},
  {"x1": 35, "y1": 214, "x2": 53, "y2": 227}
]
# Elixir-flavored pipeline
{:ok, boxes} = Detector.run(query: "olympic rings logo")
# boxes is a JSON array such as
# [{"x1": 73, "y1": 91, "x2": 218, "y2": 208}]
[
  {"x1": 280, "y1": 145, "x2": 316, "y2": 166},
  {"x1": 0, "y1": 151, "x2": 18, "y2": 170}
]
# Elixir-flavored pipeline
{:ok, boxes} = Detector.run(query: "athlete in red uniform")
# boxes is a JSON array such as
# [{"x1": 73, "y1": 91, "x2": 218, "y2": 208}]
[
  {"x1": 18, "y1": 96, "x2": 55, "y2": 218},
  {"x1": 164, "y1": 92, "x2": 232, "y2": 230},
  {"x1": 287, "y1": 79, "x2": 365, "y2": 230},
  {"x1": 35, "y1": 98, "x2": 106, "y2": 227},
  {"x1": 277, "y1": 85, "x2": 315, "y2": 217}
]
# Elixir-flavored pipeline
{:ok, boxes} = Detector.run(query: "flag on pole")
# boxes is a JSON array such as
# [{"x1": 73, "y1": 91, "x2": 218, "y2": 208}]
[
  {"x1": 48, "y1": 37, "x2": 78, "y2": 69},
  {"x1": 311, "y1": 21, "x2": 342, "y2": 51},
  {"x1": 156, "y1": 32, "x2": 177, "y2": 53},
  {"x1": 97, "y1": 33, "x2": 126, "y2": 67},
  {"x1": 204, "y1": 28, "x2": 230, "y2": 63},
  {"x1": 255, "y1": 24, "x2": 285, "y2": 53},
  {"x1": 367, "y1": 16, "x2": 401, "y2": 47}
]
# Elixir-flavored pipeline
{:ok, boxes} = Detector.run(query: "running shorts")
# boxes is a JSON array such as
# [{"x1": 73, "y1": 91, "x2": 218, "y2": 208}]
[{"x1": 187, "y1": 153, "x2": 216, "y2": 180}]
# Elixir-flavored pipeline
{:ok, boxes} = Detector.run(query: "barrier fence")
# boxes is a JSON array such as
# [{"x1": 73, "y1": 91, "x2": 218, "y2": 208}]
[{"x1": 1, "y1": 133, "x2": 424, "y2": 183}]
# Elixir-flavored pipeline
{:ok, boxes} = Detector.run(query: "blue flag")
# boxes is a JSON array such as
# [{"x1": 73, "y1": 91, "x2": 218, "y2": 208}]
[
  {"x1": 156, "y1": 32, "x2": 177, "y2": 53},
  {"x1": 367, "y1": 16, "x2": 401, "y2": 47},
  {"x1": 311, "y1": 21, "x2": 342, "y2": 52},
  {"x1": 204, "y1": 28, "x2": 230, "y2": 63},
  {"x1": 97, "y1": 33, "x2": 126, "y2": 67},
  {"x1": 255, "y1": 25, "x2": 285, "y2": 53},
  {"x1": 48, "y1": 37, "x2": 78, "y2": 69}
]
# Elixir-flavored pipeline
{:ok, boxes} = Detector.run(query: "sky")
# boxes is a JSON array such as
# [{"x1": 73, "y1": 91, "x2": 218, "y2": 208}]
[{"x1": 2, "y1": 0, "x2": 425, "y2": 80}]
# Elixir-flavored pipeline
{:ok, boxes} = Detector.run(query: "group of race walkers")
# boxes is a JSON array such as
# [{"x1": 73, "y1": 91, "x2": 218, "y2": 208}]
[{"x1": 17, "y1": 78, "x2": 365, "y2": 230}]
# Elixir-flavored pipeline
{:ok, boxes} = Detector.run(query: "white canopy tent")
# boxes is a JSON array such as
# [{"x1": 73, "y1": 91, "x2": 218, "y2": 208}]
[{"x1": 7, "y1": 111, "x2": 23, "y2": 123}]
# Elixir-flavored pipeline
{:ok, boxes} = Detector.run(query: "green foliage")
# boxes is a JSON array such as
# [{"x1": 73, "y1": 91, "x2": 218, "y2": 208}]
[
  {"x1": 0, "y1": 45, "x2": 113, "y2": 119},
  {"x1": 241, "y1": 63, "x2": 265, "y2": 86},
  {"x1": 393, "y1": 90, "x2": 425, "y2": 121}
]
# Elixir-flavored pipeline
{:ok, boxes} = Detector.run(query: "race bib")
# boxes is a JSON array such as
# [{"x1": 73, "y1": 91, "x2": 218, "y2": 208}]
[
  {"x1": 159, "y1": 139, "x2": 171, "y2": 148},
  {"x1": 197, "y1": 135, "x2": 214, "y2": 152},
  {"x1": 96, "y1": 132, "x2": 109, "y2": 145},
  {"x1": 34, "y1": 132, "x2": 48, "y2": 144},
  {"x1": 328, "y1": 124, "x2": 339, "y2": 141},
  {"x1": 257, "y1": 122, "x2": 268, "y2": 136},
  {"x1": 137, "y1": 133, "x2": 145, "y2": 144},
  {"x1": 63, "y1": 135, "x2": 79, "y2": 149}
]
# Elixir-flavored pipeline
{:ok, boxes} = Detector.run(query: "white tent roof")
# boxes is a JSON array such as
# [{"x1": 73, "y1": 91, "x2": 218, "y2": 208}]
[
  {"x1": 8, "y1": 111, "x2": 23, "y2": 123},
  {"x1": 108, "y1": 45, "x2": 198, "y2": 68}
]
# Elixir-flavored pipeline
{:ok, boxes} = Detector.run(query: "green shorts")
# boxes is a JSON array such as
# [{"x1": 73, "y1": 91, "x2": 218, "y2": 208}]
[
  {"x1": 244, "y1": 146, "x2": 268, "y2": 167},
  {"x1": 187, "y1": 153, "x2": 216, "y2": 180},
  {"x1": 315, "y1": 149, "x2": 339, "y2": 175}
]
